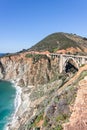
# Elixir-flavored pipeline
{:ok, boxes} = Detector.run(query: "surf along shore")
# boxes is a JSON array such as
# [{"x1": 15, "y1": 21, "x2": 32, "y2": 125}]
[{"x1": 6, "y1": 80, "x2": 34, "y2": 130}]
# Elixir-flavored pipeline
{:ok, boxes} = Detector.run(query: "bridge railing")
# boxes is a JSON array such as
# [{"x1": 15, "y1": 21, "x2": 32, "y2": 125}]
[{"x1": 50, "y1": 53, "x2": 87, "y2": 59}]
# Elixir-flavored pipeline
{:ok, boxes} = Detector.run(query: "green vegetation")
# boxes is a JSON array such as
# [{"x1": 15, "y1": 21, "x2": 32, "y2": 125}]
[
  {"x1": 29, "y1": 33, "x2": 80, "y2": 53},
  {"x1": 35, "y1": 113, "x2": 43, "y2": 124},
  {"x1": 25, "y1": 53, "x2": 33, "y2": 58},
  {"x1": 27, "y1": 113, "x2": 43, "y2": 129},
  {"x1": 72, "y1": 70, "x2": 87, "y2": 85},
  {"x1": 26, "y1": 53, "x2": 49, "y2": 63},
  {"x1": 78, "y1": 70, "x2": 87, "y2": 81},
  {"x1": 56, "y1": 114, "x2": 68, "y2": 122},
  {"x1": 43, "y1": 84, "x2": 77, "y2": 130},
  {"x1": 53, "y1": 125, "x2": 63, "y2": 130},
  {"x1": 43, "y1": 117, "x2": 48, "y2": 127}
]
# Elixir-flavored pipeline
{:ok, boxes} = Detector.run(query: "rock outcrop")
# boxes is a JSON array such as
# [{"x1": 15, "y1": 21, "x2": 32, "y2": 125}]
[
  {"x1": 63, "y1": 76, "x2": 87, "y2": 130},
  {"x1": 0, "y1": 52, "x2": 60, "y2": 86}
]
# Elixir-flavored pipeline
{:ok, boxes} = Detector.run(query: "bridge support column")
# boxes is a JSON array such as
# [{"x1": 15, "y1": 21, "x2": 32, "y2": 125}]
[
  {"x1": 81, "y1": 58, "x2": 85, "y2": 65},
  {"x1": 59, "y1": 55, "x2": 63, "y2": 73}
]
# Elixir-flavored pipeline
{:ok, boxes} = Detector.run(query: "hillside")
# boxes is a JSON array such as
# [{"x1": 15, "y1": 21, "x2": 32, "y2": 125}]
[
  {"x1": 0, "y1": 32, "x2": 87, "y2": 130},
  {"x1": 29, "y1": 32, "x2": 87, "y2": 55},
  {"x1": 18, "y1": 65, "x2": 87, "y2": 130}
]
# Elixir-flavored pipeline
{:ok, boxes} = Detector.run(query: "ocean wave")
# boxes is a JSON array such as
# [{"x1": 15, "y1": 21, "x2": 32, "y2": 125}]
[{"x1": 5, "y1": 82, "x2": 22, "y2": 130}]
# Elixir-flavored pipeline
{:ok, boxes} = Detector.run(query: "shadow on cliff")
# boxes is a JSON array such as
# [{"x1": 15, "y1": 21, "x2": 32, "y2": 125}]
[{"x1": 0, "y1": 61, "x2": 5, "y2": 78}]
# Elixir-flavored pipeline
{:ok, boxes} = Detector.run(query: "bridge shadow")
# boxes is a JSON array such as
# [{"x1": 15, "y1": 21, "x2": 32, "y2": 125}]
[{"x1": 65, "y1": 61, "x2": 78, "y2": 73}]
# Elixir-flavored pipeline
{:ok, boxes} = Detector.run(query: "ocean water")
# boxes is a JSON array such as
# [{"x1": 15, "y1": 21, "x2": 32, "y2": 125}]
[{"x1": 0, "y1": 80, "x2": 16, "y2": 130}]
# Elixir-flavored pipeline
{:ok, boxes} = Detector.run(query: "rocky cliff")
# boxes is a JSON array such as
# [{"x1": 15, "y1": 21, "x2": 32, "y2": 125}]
[
  {"x1": 0, "y1": 52, "x2": 87, "y2": 130},
  {"x1": 0, "y1": 52, "x2": 68, "y2": 130},
  {"x1": 0, "y1": 52, "x2": 64, "y2": 87},
  {"x1": 18, "y1": 64, "x2": 87, "y2": 130}
]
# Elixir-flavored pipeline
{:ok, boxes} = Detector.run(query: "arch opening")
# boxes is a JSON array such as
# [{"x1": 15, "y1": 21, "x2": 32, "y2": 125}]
[{"x1": 64, "y1": 58, "x2": 79, "y2": 73}]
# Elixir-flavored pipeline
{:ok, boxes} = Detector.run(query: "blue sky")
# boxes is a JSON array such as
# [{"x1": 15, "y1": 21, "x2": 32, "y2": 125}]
[{"x1": 0, "y1": 0, "x2": 87, "y2": 52}]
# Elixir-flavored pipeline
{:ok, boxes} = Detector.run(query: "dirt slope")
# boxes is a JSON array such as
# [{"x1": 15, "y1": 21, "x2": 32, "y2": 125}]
[{"x1": 63, "y1": 65, "x2": 87, "y2": 130}]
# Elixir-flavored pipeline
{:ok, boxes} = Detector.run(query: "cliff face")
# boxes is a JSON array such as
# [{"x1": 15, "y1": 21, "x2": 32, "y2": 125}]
[
  {"x1": 21, "y1": 65, "x2": 87, "y2": 130},
  {"x1": 0, "y1": 53, "x2": 87, "y2": 130},
  {"x1": 0, "y1": 53, "x2": 60, "y2": 86},
  {"x1": 64, "y1": 76, "x2": 87, "y2": 130},
  {"x1": 0, "y1": 53, "x2": 64, "y2": 130}
]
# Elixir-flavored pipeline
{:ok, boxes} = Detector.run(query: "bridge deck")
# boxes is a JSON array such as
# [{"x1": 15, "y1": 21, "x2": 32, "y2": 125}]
[{"x1": 50, "y1": 53, "x2": 87, "y2": 59}]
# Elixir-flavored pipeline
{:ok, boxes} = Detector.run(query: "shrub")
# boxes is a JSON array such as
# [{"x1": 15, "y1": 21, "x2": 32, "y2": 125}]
[
  {"x1": 56, "y1": 114, "x2": 68, "y2": 122},
  {"x1": 54, "y1": 125, "x2": 63, "y2": 130},
  {"x1": 25, "y1": 53, "x2": 49, "y2": 63},
  {"x1": 43, "y1": 117, "x2": 48, "y2": 127},
  {"x1": 25, "y1": 53, "x2": 33, "y2": 58},
  {"x1": 35, "y1": 113, "x2": 43, "y2": 124}
]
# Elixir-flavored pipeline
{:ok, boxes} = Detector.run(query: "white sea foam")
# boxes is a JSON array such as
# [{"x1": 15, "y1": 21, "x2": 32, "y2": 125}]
[{"x1": 5, "y1": 81, "x2": 22, "y2": 130}]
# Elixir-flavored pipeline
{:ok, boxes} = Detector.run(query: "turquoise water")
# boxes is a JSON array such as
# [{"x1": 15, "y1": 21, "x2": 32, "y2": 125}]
[{"x1": 0, "y1": 80, "x2": 16, "y2": 130}]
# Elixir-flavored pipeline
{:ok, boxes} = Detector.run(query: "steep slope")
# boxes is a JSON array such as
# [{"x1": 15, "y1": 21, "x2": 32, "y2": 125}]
[
  {"x1": 16, "y1": 65, "x2": 87, "y2": 130},
  {"x1": 64, "y1": 77, "x2": 87, "y2": 130},
  {"x1": 29, "y1": 32, "x2": 87, "y2": 55},
  {"x1": 0, "y1": 53, "x2": 61, "y2": 86}
]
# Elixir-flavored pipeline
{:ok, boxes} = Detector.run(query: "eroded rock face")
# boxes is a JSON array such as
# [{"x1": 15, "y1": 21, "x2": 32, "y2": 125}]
[
  {"x1": 0, "y1": 61, "x2": 5, "y2": 78},
  {"x1": 63, "y1": 76, "x2": 87, "y2": 130},
  {"x1": 1, "y1": 52, "x2": 87, "y2": 130},
  {"x1": 0, "y1": 53, "x2": 60, "y2": 86}
]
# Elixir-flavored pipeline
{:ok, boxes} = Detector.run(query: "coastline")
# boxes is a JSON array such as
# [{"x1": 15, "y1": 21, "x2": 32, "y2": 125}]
[
  {"x1": 5, "y1": 80, "x2": 33, "y2": 130},
  {"x1": 5, "y1": 81, "x2": 22, "y2": 130}
]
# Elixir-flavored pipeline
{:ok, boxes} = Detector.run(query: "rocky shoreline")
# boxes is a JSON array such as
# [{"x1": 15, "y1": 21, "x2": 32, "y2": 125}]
[
  {"x1": 7, "y1": 82, "x2": 34, "y2": 130},
  {"x1": 0, "y1": 53, "x2": 61, "y2": 130}
]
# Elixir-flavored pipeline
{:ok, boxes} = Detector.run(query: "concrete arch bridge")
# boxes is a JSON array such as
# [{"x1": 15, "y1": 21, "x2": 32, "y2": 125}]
[{"x1": 50, "y1": 53, "x2": 87, "y2": 73}]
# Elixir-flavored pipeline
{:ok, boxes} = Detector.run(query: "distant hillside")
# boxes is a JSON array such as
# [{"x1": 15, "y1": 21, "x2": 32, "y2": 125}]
[{"x1": 29, "y1": 32, "x2": 87, "y2": 55}]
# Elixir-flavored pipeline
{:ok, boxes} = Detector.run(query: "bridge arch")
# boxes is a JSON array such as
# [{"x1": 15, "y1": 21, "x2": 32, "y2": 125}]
[{"x1": 63, "y1": 58, "x2": 79, "y2": 73}]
